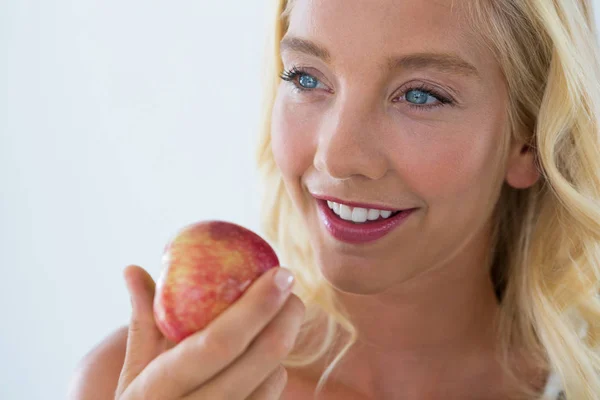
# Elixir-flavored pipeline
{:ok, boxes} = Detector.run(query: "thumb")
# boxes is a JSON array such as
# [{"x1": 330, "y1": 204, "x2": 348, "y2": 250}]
[{"x1": 116, "y1": 265, "x2": 167, "y2": 397}]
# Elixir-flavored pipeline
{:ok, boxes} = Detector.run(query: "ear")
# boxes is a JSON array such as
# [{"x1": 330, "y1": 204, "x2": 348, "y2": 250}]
[{"x1": 505, "y1": 139, "x2": 541, "y2": 189}]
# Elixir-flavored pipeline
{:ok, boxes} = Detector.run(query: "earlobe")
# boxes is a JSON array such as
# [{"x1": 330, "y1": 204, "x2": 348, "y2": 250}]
[{"x1": 505, "y1": 144, "x2": 541, "y2": 189}]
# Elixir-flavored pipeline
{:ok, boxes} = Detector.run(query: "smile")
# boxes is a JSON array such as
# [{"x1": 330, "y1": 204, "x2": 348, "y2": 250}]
[{"x1": 316, "y1": 199, "x2": 416, "y2": 244}]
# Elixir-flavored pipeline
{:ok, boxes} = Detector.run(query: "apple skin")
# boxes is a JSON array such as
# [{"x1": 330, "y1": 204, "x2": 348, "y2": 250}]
[{"x1": 153, "y1": 220, "x2": 279, "y2": 343}]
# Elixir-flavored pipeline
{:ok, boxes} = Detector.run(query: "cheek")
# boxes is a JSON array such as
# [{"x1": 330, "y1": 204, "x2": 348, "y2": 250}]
[
  {"x1": 270, "y1": 94, "x2": 316, "y2": 179},
  {"x1": 398, "y1": 124, "x2": 504, "y2": 204}
]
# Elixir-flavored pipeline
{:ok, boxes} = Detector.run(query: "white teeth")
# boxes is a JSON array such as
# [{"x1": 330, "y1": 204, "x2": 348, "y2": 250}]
[
  {"x1": 326, "y1": 200, "x2": 397, "y2": 223},
  {"x1": 333, "y1": 202, "x2": 341, "y2": 215},
  {"x1": 340, "y1": 204, "x2": 353, "y2": 220},
  {"x1": 367, "y1": 209, "x2": 380, "y2": 220},
  {"x1": 380, "y1": 210, "x2": 392, "y2": 218},
  {"x1": 351, "y1": 207, "x2": 368, "y2": 223}
]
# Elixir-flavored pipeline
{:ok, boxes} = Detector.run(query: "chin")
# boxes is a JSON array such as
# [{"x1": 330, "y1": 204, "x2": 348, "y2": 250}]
[{"x1": 314, "y1": 251, "x2": 398, "y2": 295}]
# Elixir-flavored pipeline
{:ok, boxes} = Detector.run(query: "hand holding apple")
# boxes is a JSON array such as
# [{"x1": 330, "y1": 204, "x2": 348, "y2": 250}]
[{"x1": 117, "y1": 235, "x2": 304, "y2": 399}]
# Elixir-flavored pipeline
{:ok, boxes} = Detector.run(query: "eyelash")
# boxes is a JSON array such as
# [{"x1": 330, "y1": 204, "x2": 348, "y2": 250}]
[{"x1": 279, "y1": 66, "x2": 455, "y2": 111}]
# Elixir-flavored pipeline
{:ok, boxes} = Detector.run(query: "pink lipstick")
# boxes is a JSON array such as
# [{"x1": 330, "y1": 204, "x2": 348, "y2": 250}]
[{"x1": 316, "y1": 199, "x2": 416, "y2": 244}]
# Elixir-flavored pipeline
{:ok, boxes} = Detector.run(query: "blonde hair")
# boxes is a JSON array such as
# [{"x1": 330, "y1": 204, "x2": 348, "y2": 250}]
[{"x1": 255, "y1": 0, "x2": 600, "y2": 398}]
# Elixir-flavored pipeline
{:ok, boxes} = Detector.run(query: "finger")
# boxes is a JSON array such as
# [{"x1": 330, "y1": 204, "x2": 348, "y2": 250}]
[
  {"x1": 115, "y1": 265, "x2": 167, "y2": 397},
  {"x1": 129, "y1": 266, "x2": 295, "y2": 399},
  {"x1": 245, "y1": 366, "x2": 289, "y2": 400},
  {"x1": 192, "y1": 295, "x2": 305, "y2": 399}
]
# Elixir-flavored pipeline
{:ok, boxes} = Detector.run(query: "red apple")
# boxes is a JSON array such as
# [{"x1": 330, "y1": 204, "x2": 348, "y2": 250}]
[{"x1": 153, "y1": 220, "x2": 279, "y2": 343}]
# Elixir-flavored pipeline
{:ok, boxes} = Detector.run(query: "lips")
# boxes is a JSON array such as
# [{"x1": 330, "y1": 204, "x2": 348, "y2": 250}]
[{"x1": 316, "y1": 199, "x2": 416, "y2": 244}]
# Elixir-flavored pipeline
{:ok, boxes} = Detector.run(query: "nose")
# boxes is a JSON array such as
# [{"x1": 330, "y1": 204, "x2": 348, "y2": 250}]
[{"x1": 313, "y1": 100, "x2": 389, "y2": 181}]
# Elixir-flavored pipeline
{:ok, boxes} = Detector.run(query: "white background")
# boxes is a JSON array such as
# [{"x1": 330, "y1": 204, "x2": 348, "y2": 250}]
[{"x1": 1, "y1": 1, "x2": 599, "y2": 399}]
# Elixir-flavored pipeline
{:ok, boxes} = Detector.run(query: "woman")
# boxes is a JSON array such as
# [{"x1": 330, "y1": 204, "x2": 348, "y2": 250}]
[{"x1": 69, "y1": 0, "x2": 600, "y2": 399}]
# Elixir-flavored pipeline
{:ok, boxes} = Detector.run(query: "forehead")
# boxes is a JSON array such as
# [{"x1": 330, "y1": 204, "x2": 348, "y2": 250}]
[{"x1": 284, "y1": 0, "x2": 495, "y2": 77}]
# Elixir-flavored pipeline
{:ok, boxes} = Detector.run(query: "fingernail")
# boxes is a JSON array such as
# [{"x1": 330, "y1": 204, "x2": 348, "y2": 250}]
[{"x1": 274, "y1": 268, "x2": 294, "y2": 292}]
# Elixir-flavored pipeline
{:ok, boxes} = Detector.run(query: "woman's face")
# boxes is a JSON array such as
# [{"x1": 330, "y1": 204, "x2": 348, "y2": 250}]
[{"x1": 271, "y1": 0, "x2": 535, "y2": 294}]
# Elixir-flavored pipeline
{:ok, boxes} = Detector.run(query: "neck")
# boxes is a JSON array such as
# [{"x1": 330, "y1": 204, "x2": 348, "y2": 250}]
[{"x1": 333, "y1": 252, "x2": 502, "y2": 398}]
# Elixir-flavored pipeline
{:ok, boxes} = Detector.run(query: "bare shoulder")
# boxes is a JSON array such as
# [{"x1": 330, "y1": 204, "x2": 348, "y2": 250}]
[
  {"x1": 281, "y1": 367, "x2": 368, "y2": 400},
  {"x1": 281, "y1": 368, "x2": 325, "y2": 400},
  {"x1": 280, "y1": 368, "x2": 312, "y2": 400},
  {"x1": 67, "y1": 325, "x2": 129, "y2": 400}
]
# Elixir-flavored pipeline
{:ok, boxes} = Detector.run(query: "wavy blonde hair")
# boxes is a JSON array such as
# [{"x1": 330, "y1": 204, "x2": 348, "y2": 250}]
[{"x1": 255, "y1": 0, "x2": 600, "y2": 398}]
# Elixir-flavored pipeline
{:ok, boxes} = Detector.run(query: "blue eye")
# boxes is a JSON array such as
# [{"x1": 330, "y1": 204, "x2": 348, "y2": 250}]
[
  {"x1": 406, "y1": 89, "x2": 436, "y2": 105},
  {"x1": 398, "y1": 85, "x2": 454, "y2": 110},
  {"x1": 280, "y1": 66, "x2": 325, "y2": 92},
  {"x1": 298, "y1": 74, "x2": 319, "y2": 89}
]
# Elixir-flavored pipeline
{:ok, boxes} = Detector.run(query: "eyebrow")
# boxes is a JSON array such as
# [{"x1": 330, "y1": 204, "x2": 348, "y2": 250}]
[{"x1": 280, "y1": 36, "x2": 480, "y2": 78}]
